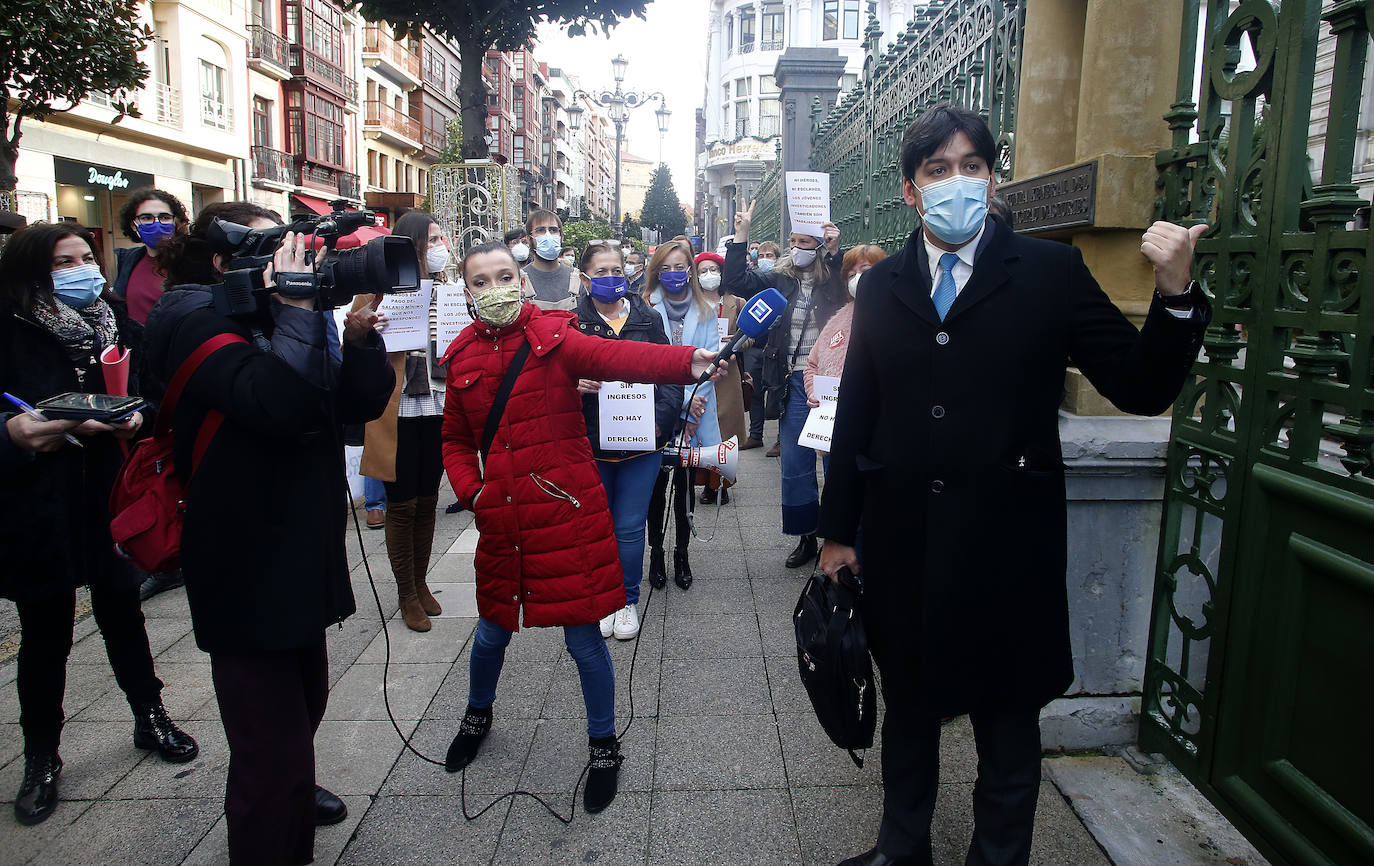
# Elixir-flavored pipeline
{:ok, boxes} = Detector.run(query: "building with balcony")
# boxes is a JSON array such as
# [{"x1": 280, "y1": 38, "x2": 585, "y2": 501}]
[
  {"x1": 697, "y1": 0, "x2": 907, "y2": 247},
  {"x1": 547, "y1": 68, "x2": 589, "y2": 218},
  {"x1": 11, "y1": 0, "x2": 252, "y2": 271},
  {"x1": 362, "y1": 23, "x2": 426, "y2": 222},
  {"x1": 411, "y1": 31, "x2": 461, "y2": 168},
  {"x1": 483, "y1": 50, "x2": 517, "y2": 167}
]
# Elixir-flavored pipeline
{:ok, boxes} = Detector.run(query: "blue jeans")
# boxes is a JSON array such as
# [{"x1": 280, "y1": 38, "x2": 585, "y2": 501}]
[
  {"x1": 364, "y1": 476, "x2": 386, "y2": 512},
  {"x1": 468, "y1": 617, "x2": 615, "y2": 739},
  {"x1": 597, "y1": 450, "x2": 662, "y2": 606},
  {"x1": 779, "y1": 369, "x2": 820, "y2": 536}
]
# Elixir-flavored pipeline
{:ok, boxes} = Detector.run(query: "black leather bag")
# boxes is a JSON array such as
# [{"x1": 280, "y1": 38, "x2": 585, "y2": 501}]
[{"x1": 794, "y1": 567, "x2": 876, "y2": 767}]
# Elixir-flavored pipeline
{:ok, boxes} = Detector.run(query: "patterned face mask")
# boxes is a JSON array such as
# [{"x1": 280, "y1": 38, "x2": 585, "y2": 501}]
[{"x1": 472, "y1": 284, "x2": 522, "y2": 328}]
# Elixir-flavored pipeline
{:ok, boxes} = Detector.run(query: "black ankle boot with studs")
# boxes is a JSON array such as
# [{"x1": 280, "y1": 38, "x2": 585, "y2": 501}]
[
  {"x1": 446, "y1": 705, "x2": 493, "y2": 772},
  {"x1": 584, "y1": 735, "x2": 623, "y2": 814}
]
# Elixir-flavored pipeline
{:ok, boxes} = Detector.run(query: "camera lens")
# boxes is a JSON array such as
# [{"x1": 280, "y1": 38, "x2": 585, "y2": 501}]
[{"x1": 317, "y1": 236, "x2": 420, "y2": 309}]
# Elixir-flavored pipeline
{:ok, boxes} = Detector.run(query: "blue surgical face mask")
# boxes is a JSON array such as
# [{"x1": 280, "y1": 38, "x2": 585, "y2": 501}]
[
  {"x1": 534, "y1": 232, "x2": 562, "y2": 261},
  {"x1": 757, "y1": 258, "x2": 776, "y2": 274},
  {"x1": 587, "y1": 274, "x2": 629, "y2": 303},
  {"x1": 749, "y1": 249, "x2": 759, "y2": 260},
  {"x1": 135, "y1": 221, "x2": 175, "y2": 248},
  {"x1": 658, "y1": 270, "x2": 690, "y2": 295},
  {"x1": 51, "y1": 264, "x2": 106, "y2": 309},
  {"x1": 917, "y1": 174, "x2": 990, "y2": 245}
]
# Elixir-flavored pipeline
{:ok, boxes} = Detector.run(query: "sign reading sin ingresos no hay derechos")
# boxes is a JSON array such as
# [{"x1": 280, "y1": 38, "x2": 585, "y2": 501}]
[
  {"x1": 785, "y1": 171, "x2": 831, "y2": 236},
  {"x1": 599, "y1": 381, "x2": 655, "y2": 450},
  {"x1": 998, "y1": 161, "x2": 1097, "y2": 233}
]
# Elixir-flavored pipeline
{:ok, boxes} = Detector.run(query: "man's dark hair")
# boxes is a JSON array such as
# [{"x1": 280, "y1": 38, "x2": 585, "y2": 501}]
[
  {"x1": 525, "y1": 208, "x2": 560, "y2": 234},
  {"x1": 503, "y1": 228, "x2": 528, "y2": 245},
  {"x1": 990, "y1": 194, "x2": 1013, "y2": 228},
  {"x1": 0, "y1": 223, "x2": 100, "y2": 313},
  {"x1": 460, "y1": 240, "x2": 520, "y2": 282},
  {"x1": 118, "y1": 187, "x2": 189, "y2": 243},
  {"x1": 158, "y1": 201, "x2": 283, "y2": 289},
  {"x1": 899, "y1": 103, "x2": 997, "y2": 183}
]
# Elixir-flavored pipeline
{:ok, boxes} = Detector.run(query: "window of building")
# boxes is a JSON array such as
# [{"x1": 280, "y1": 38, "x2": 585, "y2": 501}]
[
  {"x1": 367, "y1": 149, "x2": 376, "y2": 185},
  {"x1": 843, "y1": 0, "x2": 861, "y2": 39},
  {"x1": 514, "y1": 85, "x2": 525, "y2": 126},
  {"x1": 822, "y1": 0, "x2": 839, "y2": 40},
  {"x1": 725, "y1": 14, "x2": 733, "y2": 54},
  {"x1": 251, "y1": 0, "x2": 272, "y2": 28},
  {"x1": 378, "y1": 153, "x2": 388, "y2": 189},
  {"x1": 200, "y1": 59, "x2": 230, "y2": 130},
  {"x1": 418, "y1": 168, "x2": 427, "y2": 196},
  {"x1": 286, "y1": 88, "x2": 346, "y2": 168},
  {"x1": 514, "y1": 137, "x2": 525, "y2": 168},
  {"x1": 760, "y1": 98, "x2": 780, "y2": 137},
  {"x1": 760, "y1": 74, "x2": 778, "y2": 95},
  {"x1": 735, "y1": 100, "x2": 751, "y2": 138},
  {"x1": 285, "y1": 0, "x2": 342, "y2": 66},
  {"x1": 422, "y1": 44, "x2": 445, "y2": 90},
  {"x1": 736, "y1": 77, "x2": 752, "y2": 98},
  {"x1": 252, "y1": 96, "x2": 272, "y2": 147},
  {"x1": 841, "y1": 73, "x2": 859, "y2": 92},
  {"x1": 739, "y1": 5, "x2": 755, "y2": 51},
  {"x1": 761, "y1": 3, "x2": 783, "y2": 49}
]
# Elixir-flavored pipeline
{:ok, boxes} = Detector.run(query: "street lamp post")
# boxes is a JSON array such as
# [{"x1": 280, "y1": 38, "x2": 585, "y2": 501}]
[{"x1": 566, "y1": 55, "x2": 670, "y2": 235}]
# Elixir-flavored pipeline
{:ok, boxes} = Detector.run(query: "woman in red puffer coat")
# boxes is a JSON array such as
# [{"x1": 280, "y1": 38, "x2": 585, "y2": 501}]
[{"x1": 439, "y1": 242, "x2": 724, "y2": 814}]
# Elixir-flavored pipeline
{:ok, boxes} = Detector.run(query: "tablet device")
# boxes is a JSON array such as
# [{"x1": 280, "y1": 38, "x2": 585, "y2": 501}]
[{"x1": 35, "y1": 393, "x2": 146, "y2": 422}]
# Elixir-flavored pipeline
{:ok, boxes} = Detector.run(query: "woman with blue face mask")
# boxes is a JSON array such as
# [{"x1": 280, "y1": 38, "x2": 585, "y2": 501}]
[
  {"x1": 641, "y1": 239, "x2": 722, "y2": 591},
  {"x1": 0, "y1": 223, "x2": 199, "y2": 827}
]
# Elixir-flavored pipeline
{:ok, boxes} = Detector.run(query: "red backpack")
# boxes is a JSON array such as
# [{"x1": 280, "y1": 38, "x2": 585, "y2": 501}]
[{"x1": 108, "y1": 332, "x2": 246, "y2": 573}]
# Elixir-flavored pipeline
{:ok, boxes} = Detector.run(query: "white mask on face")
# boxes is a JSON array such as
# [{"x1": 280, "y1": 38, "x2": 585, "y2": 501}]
[
  {"x1": 510, "y1": 242, "x2": 530, "y2": 262},
  {"x1": 425, "y1": 246, "x2": 451, "y2": 273},
  {"x1": 699, "y1": 271, "x2": 722, "y2": 292},
  {"x1": 791, "y1": 247, "x2": 817, "y2": 268},
  {"x1": 848, "y1": 273, "x2": 861, "y2": 297},
  {"x1": 624, "y1": 263, "x2": 637, "y2": 278}
]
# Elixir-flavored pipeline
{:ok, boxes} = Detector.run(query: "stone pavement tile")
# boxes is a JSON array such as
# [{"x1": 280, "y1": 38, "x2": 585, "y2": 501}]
[
  {"x1": 930, "y1": 780, "x2": 1112, "y2": 866},
  {"x1": 2, "y1": 665, "x2": 115, "y2": 725},
  {"x1": 492, "y1": 790, "x2": 650, "y2": 865},
  {"x1": 649, "y1": 788, "x2": 802, "y2": 866},
  {"x1": 498, "y1": 624, "x2": 568, "y2": 662},
  {"x1": 339, "y1": 793, "x2": 508, "y2": 865},
  {"x1": 181, "y1": 793, "x2": 368, "y2": 866},
  {"x1": 0, "y1": 792, "x2": 91, "y2": 865},
  {"x1": 519, "y1": 715, "x2": 657, "y2": 795},
  {"x1": 28, "y1": 796, "x2": 221, "y2": 866},
  {"x1": 154, "y1": 631, "x2": 208, "y2": 665},
  {"x1": 379, "y1": 717, "x2": 537, "y2": 798},
  {"x1": 661, "y1": 613, "x2": 763, "y2": 659},
  {"x1": 776, "y1": 712, "x2": 882, "y2": 788},
  {"x1": 765, "y1": 654, "x2": 812, "y2": 714},
  {"x1": 314, "y1": 719, "x2": 417, "y2": 796},
  {"x1": 326, "y1": 618, "x2": 387, "y2": 687},
  {"x1": 355, "y1": 615, "x2": 475, "y2": 665},
  {"x1": 71, "y1": 660, "x2": 213, "y2": 723},
  {"x1": 543, "y1": 648, "x2": 660, "y2": 722},
  {"x1": 322, "y1": 662, "x2": 450, "y2": 722},
  {"x1": 747, "y1": 549, "x2": 806, "y2": 583},
  {"x1": 937, "y1": 716, "x2": 979, "y2": 784},
  {"x1": 426, "y1": 582, "x2": 478, "y2": 618},
  {"x1": 791, "y1": 784, "x2": 884, "y2": 866},
  {"x1": 759, "y1": 604, "x2": 801, "y2": 658},
  {"x1": 105, "y1": 720, "x2": 228, "y2": 800},
  {"x1": 653, "y1": 714, "x2": 785, "y2": 792},
  {"x1": 426, "y1": 554, "x2": 478, "y2": 584},
  {"x1": 662, "y1": 578, "x2": 756, "y2": 617},
  {"x1": 427, "y1": 652, "x2": 554, "y2": 721},
  {"x1": 448, "y1": 524, "x2": 480, "y2": 555},
  {"x1": 659, "y1": 657, "x2": 769, "y2": 717},
  {"x1": 735, "y1": 505, "x2": 788, "y2": 529},
  {"x1": 67, "y1": 617, "x2": 192, "y2": 666},
  {"x1": 752, "y1": 574, "x2": 807, "y2": 610},
  {"x1": 0, "y1": 722, "x2": 22, "y2": 771},
  {"x1": 137, "y1": 586, "x2": 192, "y2": 619},
  {"x1": 0, "y1": 721, "x2": 147, "y2": 804}
]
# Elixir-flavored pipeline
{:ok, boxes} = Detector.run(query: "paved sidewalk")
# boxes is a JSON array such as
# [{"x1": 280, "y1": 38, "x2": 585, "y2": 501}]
[{"x1": 0, "y1": 436, "x2": 1111, "y2": 865}]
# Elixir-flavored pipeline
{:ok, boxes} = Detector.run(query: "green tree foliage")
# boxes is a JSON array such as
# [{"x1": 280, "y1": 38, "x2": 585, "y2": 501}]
[
  {"x1": 640, "y1": 163, "x2": 687, "y2": 238},
  {"x1": 619, "y1": 215, "x2": 642, "y2": 242},
  {"x1": 561, "y1": 218, "x2": 617, "y2": 256},
  {"x1": 342, "y1": 1, "x2": 650, "y2": 161},
  {"x1": 0, "y1": 0, "x2": 152, "y2": 194}
]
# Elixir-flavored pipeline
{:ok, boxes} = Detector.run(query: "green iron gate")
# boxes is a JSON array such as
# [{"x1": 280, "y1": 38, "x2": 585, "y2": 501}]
[{"x1": 1142, "y1": 1, "x2": 1374, "y2": 863}]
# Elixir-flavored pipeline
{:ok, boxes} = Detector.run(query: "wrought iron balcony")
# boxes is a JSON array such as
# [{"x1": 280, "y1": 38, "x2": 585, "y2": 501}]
[
  {"x1": 739, "y1": 42, "x2": 755, "y2": 54},
  {"x1": 250, "y1": 145, "x2": 298, "y2": 188},
  {"x1": 151, "y1": 82, "x2": 181, "y2": 127},
  {"x1": 761, "y1": 38, "x2": 784, "y2": 51},
  {"x1": 247, "y1": 25, "x2": 291, "y2": 77},
  {"x1": 289, "y1": 44, "x2": 355, "y2": 103},
  {"x1": 363, "y1": 26, "x2": 421, "y2": 86},
  {"x1": 422, "y1": 124, "x2": 446, "y2": 157},
  {"x1": 202, "y1": 97, "x2": 233, "y2": 132},
  {"x1": 365, "y1": 100, "x2": 422, "y2": 148},
  {"x1": 337, "y1": 171, "x2": 361, "y2": 200}
]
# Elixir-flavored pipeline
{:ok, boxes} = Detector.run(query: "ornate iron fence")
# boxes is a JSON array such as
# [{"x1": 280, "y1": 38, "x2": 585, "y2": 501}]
[
  {"x1": 751, "y1": 159, "x2": 784, "y2": 244},
  {"x1": 429, "y1": 161, "x2": 521, "y2": 257}
]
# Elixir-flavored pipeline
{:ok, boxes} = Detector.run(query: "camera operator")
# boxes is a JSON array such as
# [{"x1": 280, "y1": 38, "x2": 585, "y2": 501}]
[{"x1": 143, "y1": 202, "x2": 394, "y2": 864}]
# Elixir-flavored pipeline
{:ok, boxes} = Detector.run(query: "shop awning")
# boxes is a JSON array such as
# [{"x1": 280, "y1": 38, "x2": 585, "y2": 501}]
[
  {"x1": 290, "y1": 194, "x2": 333, "y2": 216},
  {"x1": 335, "y1": 225, "x2": 390, "y2": 249}
]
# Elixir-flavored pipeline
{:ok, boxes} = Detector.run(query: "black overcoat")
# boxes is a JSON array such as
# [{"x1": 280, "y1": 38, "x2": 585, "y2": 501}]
[
  {"x1": 817, "y1": 217, "x2": 1209, "y2": 716},
  {"x1": 142, "y1": 286, "x2": 393, "y2": 653}
]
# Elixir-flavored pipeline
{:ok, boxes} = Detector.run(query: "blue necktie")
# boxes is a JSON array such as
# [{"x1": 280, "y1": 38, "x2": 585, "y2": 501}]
[{"x1": 933, "y1": 252, "x2": 959, "y2": 321}]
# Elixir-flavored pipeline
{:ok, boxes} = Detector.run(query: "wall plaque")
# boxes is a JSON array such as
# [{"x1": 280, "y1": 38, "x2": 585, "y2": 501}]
[{"x1": 1000, "y1": 161, "x2": 1097, "y2": 233}]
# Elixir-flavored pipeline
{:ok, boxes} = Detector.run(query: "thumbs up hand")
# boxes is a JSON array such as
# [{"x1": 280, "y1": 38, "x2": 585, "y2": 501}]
[{"x1": 1142, "y1": 221, "x2": 1209, "y2": 295}]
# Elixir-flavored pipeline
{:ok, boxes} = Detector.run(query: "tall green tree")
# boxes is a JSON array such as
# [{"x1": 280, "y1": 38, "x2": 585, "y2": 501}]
[
  {"x1": 640, "y1": 163, "x2": 686, "y2": 238},
  {"x1": 0, "y1": 0, "x2": 152, "y2": 198},
  {"x1": 343, "y1": 1, "x2": 650, "y2": 161}
]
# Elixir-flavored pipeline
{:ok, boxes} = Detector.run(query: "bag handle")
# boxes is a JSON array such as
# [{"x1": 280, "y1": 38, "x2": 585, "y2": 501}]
[
  {"x1": 154, "y1": 332, "x2": 248, "y2": 474},
  {"x1": 478, "y1": 339, "x2": 532, "y2": 478}
]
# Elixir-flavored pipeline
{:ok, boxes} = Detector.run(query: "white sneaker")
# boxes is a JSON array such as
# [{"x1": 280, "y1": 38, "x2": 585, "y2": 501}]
[
  {"x1": 599, "y1": 611, "x2": 615, "y2": 638},
  {"x1": 612, "y1": 604, "x2": 640, "y2": 640}
]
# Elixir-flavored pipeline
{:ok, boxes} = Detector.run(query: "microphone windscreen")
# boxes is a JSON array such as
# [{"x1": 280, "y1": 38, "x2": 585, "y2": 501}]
[{"x1": 735, "y1": 289, "x2": 788, "y2": 339}]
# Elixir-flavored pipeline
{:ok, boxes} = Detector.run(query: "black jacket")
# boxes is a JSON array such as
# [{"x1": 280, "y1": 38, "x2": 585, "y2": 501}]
[
  {"x1": 110, "y1": 244, "x2": 150, "y2": 395},
  {"x1": 573, "y1": 292, "x2": 683, "y2": 458},
  {"x1": 142, "y1": 286, "x2": 393, "y2": 653},
  {"x1": 0, "y1": 300, "x2": 138, "y2": 600},
  {"x1": 817, "y1": 216, "x2": 1210, "y2": 717},
  {"x1": 722, "y1": 241, "x2": 847, "y2": 388}
]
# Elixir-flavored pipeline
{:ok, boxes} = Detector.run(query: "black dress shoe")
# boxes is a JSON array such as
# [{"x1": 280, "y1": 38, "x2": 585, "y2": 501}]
[
  {"x1": 648, "y1": 546, "x2": 667, "y2": 590},
  {"x1": 14, "y1": 752, "x2": 61, "y2": 826},
  {"x1": 138, "y1": 570, "x2": 184, "y2": 602},
  {"x1": 837, "y1": 846, "x2": 924, "y2": 866},
  {"x1": 699, "y1": 486, "x2": 717, "y2": 505},
  {"x1": 132, "y1": 701, "x2": 199, "y2": 763},
  {"x1": 786, "y1": 534, "x2": 818, "y2": 569},
  {"x1": 314, "y1": 785, "x2": 347, "y2": 825},
  {"x1": 673, "y1": 548, "x2": 693, "y2": 590}
]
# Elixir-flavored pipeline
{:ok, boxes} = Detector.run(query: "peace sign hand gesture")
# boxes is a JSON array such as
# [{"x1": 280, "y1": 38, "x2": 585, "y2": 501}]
[{"x1": 734, "y1": 198, "x2": 755, "y2": 242}]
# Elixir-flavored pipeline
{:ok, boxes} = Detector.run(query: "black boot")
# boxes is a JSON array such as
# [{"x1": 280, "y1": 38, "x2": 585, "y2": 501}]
[
  {"x1": 314, "y1": 785, "x2": 347, "y2": 825},
  {"x1": 699, "y1": 486, "x2": 717, "y2": 505},
  {"x1": 785, "y1": 534, "x2": 818, "y2": 569},
  {"x1": 648, "y1": 546, "x2": 667, "y2": 589},
  {"x1": 445, "y1": 705, "x2": 492, "y2": 772},
  {"x1": 14, "y1": 752, "x2": 61, "y2": 826},
  {"x1": 673, "y1": 548, "x2": 693, "y2": 590},
  {"x1": 583, "y1": 735, "x2": 623, "y2": 814},
  {"x1": 138, "y1": 570, "x2": 184, "y2": 602},
  {"x1": 133, "y1": 701, "x2": 199, "y2": 763}
]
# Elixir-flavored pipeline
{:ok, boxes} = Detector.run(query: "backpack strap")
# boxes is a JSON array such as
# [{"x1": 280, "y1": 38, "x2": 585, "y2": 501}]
[
  {"x1": 154, "y1": 332, "x2": 248, "y2": 472},
  {"x1": 478, "y1": 339, "x2": 532, "y2": 478}
]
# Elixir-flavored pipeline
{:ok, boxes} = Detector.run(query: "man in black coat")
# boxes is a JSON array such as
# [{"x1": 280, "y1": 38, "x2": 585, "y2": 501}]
[{"x1": 817, "y1": 105, "x2": 1210, "y2": 866}]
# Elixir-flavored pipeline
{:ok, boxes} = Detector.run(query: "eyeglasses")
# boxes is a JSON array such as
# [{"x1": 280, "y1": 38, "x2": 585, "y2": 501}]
[
  {"x1": 588, "y1": 238, "x2": 621, "y2": 248},
  {"x1": 134, "y1": 213, "x2": 176, "y2": 225}
]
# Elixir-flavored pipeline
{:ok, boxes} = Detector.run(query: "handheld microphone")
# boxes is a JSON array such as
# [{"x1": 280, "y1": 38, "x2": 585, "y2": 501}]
[{"x1": 697, "y1": 288, "x2": 788, "y2": 383}]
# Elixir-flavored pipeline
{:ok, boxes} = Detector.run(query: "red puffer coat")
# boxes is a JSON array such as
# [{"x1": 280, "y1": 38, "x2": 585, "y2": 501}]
[{"x1": 441, "y1": 303, "x2": 696, "y2": 631}]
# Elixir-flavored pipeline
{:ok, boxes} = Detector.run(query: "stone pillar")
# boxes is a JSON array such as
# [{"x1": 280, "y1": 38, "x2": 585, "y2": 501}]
[
  {"x1": 775, "y1": 47, "x2": 846, "y2": 239},
  {"x1": 1013, "y1": 0, "x2": 1085, "y2": 178},
  {"x1": 796, "y1": 0, "x2": 815, "y2": 47},
  {"x1": 733, "y1": 159, "x2": 767, "y2": 203}
]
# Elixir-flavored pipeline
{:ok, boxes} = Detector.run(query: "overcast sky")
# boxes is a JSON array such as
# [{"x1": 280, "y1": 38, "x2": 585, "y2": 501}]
[{"x1": 535, "y1": 1, "x2": 709, "y2": 208}]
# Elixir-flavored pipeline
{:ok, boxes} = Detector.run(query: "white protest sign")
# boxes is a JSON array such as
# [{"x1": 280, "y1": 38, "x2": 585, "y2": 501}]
[
  {"x1": 798, "y1": 375, "x2": 840, "y2": 452},
  {"x1": 717, "y1": 316, "x2": 730, "y2": 348},
  {"x1": 599, "y1": 381, "x2": 655, "y2": 450},
  {"x1": 377, "y1": 279, "x2": 433, "y2": 353},
  {"x1": 436, "y1": 281, "x2": 474, "y2": 351},
  {"x1": 785, "y1": 171, "x2": 831, "y2": 237}
]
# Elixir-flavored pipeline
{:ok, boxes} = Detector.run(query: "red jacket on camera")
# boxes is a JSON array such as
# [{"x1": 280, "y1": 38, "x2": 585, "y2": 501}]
[{"x1": 441, "y1": 304, "x2": 695, "y2": 632}]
